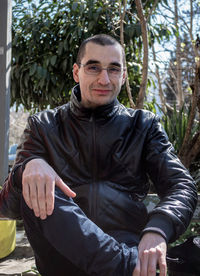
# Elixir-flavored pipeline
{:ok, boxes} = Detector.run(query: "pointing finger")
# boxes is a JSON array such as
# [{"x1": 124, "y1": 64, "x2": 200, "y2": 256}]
[
  {"x1": 55, "y1": 177, "x2": 76, "y2": 198},
  {"x1": 45, "y1": 179, "x2": 55, "y2": 216}
]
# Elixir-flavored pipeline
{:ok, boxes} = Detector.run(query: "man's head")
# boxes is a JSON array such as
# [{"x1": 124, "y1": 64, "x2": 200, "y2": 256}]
[
  {"x1": 73, "y1": 34, "x2": 126, "y2": 109},
  {"x1": 76, "y1": 34, "x2": 125, "y2": 66}
]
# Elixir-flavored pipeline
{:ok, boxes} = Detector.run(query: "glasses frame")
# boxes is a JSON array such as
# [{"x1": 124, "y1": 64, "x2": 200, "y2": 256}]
[{"x1": 79, "y1": 63, "x2": 125, "y2": 78}]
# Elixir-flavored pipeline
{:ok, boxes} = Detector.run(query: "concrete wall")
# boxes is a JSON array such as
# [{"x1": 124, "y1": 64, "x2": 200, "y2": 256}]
[{"x1": 0, "y1": 0, "x2": 12, "y2": 185}]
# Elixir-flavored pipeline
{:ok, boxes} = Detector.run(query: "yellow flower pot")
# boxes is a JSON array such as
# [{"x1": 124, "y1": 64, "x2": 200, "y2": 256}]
[{"x1": 0, "y1": 219, "x2": 16, "y2": 259}]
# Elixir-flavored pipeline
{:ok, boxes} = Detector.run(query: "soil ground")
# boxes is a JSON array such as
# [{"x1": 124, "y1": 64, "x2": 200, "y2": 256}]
[{"x1": 0, "y1": 230, "x2": 36, "y2": 276}]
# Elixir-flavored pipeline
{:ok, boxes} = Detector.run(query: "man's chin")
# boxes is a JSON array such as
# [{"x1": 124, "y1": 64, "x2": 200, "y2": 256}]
[
  {"x1": 94, "y1": 97, "x2": 114, "y2": 107},
  {"x1": 81, "y1": 95, "x2": 116, "y2": 109}
]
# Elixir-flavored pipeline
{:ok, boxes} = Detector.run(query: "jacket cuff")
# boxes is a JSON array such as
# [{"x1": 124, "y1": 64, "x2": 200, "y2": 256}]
[
  {"x1": 12, "y1": 157, "x2": 43, "y2": 189},
  {"x1": 141, "y1": 214, "x2": 174, "y2": 243},
  {"x1": 12, "y1": 165, "x2": 24, "y2": 189}
]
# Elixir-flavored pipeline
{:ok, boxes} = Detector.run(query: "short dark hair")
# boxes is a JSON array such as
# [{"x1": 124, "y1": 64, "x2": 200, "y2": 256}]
[{"x1": 76, "y1": 34, "x2": 125, "y2": 66}]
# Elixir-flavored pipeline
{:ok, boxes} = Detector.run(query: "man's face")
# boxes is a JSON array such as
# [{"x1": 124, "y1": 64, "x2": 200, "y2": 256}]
[{"x1": 73, "y1": 42, "x2": 126, "y2": 108}]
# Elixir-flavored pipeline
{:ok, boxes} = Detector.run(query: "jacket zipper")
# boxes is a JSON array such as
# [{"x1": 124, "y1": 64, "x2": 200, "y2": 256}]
[{"x1": 89, "y1": 113, "x2": 98, "y2": 221}]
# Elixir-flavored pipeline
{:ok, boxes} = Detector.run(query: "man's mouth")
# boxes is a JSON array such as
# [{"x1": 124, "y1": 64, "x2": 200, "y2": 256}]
[{"x1": 93, "y1": 89, "x2": 111, "y2": 95}]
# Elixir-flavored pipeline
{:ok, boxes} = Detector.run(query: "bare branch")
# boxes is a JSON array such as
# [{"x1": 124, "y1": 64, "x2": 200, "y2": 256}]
[
  {"x1": 165, "y1": 80, "x2": 178, "y2": 99},
  {"x1": 146, "y1": 0, "x2": 160, "y2": 22},
  {"x1": 152, "y1": 45, "x2": 167, "y2": 112},
  {"x1": 135, "y1": 0, "x2": 149, "y2": 109},
  {"x1": 119, "y1": 0, "x2": 135, "y2": 108},
  {"x1": 190, "y1": 0, "x2": 193, "y2": 36},
  {"x1": 179, "y1": 64, "x2": 200, "y2": 166},
  {"x1": 174, "y1": 0, "x2": 184, "y2": 108}
]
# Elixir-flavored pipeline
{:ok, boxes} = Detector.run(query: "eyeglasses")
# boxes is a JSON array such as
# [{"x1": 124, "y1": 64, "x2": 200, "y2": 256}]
[{"x1": 79, "y1": 63, "x2": 124, "y2": 78}]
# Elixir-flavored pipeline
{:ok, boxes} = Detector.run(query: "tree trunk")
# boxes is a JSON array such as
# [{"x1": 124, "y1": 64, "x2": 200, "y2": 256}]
[
  {"x1": 174, "y1": 0, "x2": 184, "y2": 109},
  {"x1": 179, "y1": 65, "x2": 200, "y2": 167},
  {"x1": 152, "y1": 45, "x2": 167, "y2": 113},
  {"x1": 185, "y1": 132, "x2": 200, "y2": 168},
  {"x1": 135, "y1": 0, "x2": 149, "y2": 109},
  {"x1": 178, "y1": 0, "x2": 200, "y2": 168},
  {"x1": 119, "y1": 0, "x2": 135, "y2": 109}
]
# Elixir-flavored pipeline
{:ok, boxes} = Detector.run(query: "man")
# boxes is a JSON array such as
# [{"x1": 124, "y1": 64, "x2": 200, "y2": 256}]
[{"x1": 0, "y1": 34, "x2": 197, "y2": 276}]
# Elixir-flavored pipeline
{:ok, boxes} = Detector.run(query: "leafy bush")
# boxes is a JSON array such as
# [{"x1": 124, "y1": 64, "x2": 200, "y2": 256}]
[
  {"x1": 162, "y1": 105, "x2": 190, "y2": 154},
  {"x1": 169, "y1": 222, "x2": 200, "y2": 247},
  {"x1": 144, "y1": 100, "x2": 200, "y2": 191},
  {"x1": 12, "y1": 0, "x2": 145, "y2": 111}
]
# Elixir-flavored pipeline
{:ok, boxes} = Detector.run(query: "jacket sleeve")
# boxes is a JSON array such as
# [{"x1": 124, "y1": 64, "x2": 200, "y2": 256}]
[
  {"x1": 0, "y1": 114, "x2": 48, "y2": 219},
  {"x1": 142, "y1": 115, "x2": 198, "y2": 243}
]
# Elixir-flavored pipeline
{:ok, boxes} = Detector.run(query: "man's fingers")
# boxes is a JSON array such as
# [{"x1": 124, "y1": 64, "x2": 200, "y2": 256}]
[
  {"x1": 37, "y1": 181, "x2": 47, "y2": 219},
  {"x1": 56, "y1": 177, "x2": 76, "y2": 198},
  {"x1": 136, "y1": 233, "x2": 167, "y2": 276},
  {"x1": 22, "y1": 159, "x2": 75, "y2": 219},
  {"x1": 22, "y1": 182, "x2": 32, "y2": 210},
  {"x1": 140, "y1": 249, "x2": 149, "y2": 276},
  {"x1": 146, "y1": 248, "x2": 158, "y2": 276},
  {"x1": 158, "y1": 249, "x2": 167, "y2": 276},
  {"x1": 45, "y1": 179, "x2": 55, "y2": 216},
  {"x1": 132, "y1": 260, "x2": 140, "y2": 276},
  {"x1": 134, "y1": 247, "x2": 167, "y2": 276},
  {"x1": 29, "y1": 182, "x2": 40, "y2": 217}
]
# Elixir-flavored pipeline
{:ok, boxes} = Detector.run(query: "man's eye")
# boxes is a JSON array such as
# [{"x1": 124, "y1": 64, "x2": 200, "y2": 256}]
[
  {"x1": 109, "y1": 67, "x2": 121, "y2": 73},
  {"x1": 87, "y1": 65, "x2": 100, "y2": 71}
]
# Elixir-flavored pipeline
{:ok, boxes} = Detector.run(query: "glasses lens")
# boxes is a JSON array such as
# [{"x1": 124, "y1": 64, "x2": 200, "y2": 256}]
[
  {"x1": 107, "y1": 66, "x2": 122, "y2": 76},
  {"x1": 84, "y1": 64, "x2": 101, "y2": 75},
  {"x1": 83, "y1": 64, "x2": 123, "y2": 77}
]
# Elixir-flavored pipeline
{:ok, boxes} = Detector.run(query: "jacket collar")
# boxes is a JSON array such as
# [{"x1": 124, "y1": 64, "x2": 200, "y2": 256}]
[{"x1": 69, "y1": 84, "x2": 120, "y2": 120}]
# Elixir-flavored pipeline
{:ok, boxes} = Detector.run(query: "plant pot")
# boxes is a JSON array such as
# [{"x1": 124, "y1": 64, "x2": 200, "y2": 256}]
[{"x1": 0, "y1": 219, "x2": 16, "y2": 259}]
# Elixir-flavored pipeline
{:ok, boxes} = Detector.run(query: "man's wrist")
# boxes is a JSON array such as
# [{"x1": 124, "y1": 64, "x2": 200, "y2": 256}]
[
  {"x1": 140, "y1": 227, "x2": 167, "y2": 243},
  {"x1": 142, "y1": 213, "x2": 174, "y2": 243},
  {"x1": 12, "y1": 157, "x2": 43, "y2": 189}
]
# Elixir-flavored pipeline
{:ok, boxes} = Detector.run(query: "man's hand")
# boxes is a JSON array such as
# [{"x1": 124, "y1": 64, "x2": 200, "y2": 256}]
[
  {"x1": 132, "y1": 232, "x2": 167, "y2": 276},
  {"x1": 22, "y1": 158, "x2": 76, "y2": 220}
]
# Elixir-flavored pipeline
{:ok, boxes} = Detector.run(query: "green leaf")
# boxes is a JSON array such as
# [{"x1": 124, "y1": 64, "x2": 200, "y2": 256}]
[
  {"x1": 29, "y1": 63, "x2": 37, "y2": 76},
  {"x1": 64, "y1": 38, "x2": 68, "y2": 51},
  {"x1": 45, "y1": 58, "x2": 50, "y2": 67},
  {"x1": 125, "y1": 25, "x2": 135, "y2": 39},
  {"x1": 79, "y1": 3, "x2": 85, "y2": 13},
  {"x1": 135, "y1": 23, "x2": 141, "y2": 36},
  {"x1": 50, "y1": 55, "x2": 57, "y2": 66},
  {"x1": 72, "y1": 2, "x2": 78, "y2": 11},
  {"x1": 39, "y1": 78, "x2": 45, "y2": 88},
  {"x1": 62, "y1": 59, "x2": 68, "y2": 73},
  {"x1": 31, "y1": 3, "x2": 37, "y2": 10},
  {"x1": 37, "y1": 66, "x2": 43, "y2": 78},
  {"x1": 58, "y1": 42, "x2": 64, "y2": 56},
  {"x1": 96, "y1": 7, "x2": 102, "y2": 13},
  {"x1": 88, "y1": 21, "x2": 95, "y2": 31},
  {"x1": 24, "y1": 72, "x2": 29, "y2": 88},
  {"x1": 51, "y1": 75, "x2": 56, "y2": 85}
]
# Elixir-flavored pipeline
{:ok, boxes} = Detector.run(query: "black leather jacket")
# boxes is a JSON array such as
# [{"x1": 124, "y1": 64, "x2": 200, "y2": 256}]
[{"x1": 0, "y1": 85, "x2": 197, "y2": 243}]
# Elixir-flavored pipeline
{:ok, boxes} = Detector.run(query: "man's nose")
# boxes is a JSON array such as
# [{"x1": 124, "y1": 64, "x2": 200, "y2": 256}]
[{"x1": 97, "y1": 69, "x2": 110, "y2": 85}]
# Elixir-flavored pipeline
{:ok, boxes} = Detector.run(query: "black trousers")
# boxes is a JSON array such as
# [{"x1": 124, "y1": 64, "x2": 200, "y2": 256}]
[{"x1": 21, "y1": 188, "x2": 139, "y2": 276}]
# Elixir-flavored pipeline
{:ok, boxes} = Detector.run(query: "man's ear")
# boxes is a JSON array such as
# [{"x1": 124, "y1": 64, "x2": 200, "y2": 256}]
[{"x1": 73, "y1": 63, "x2": 79, "y2": 83}]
